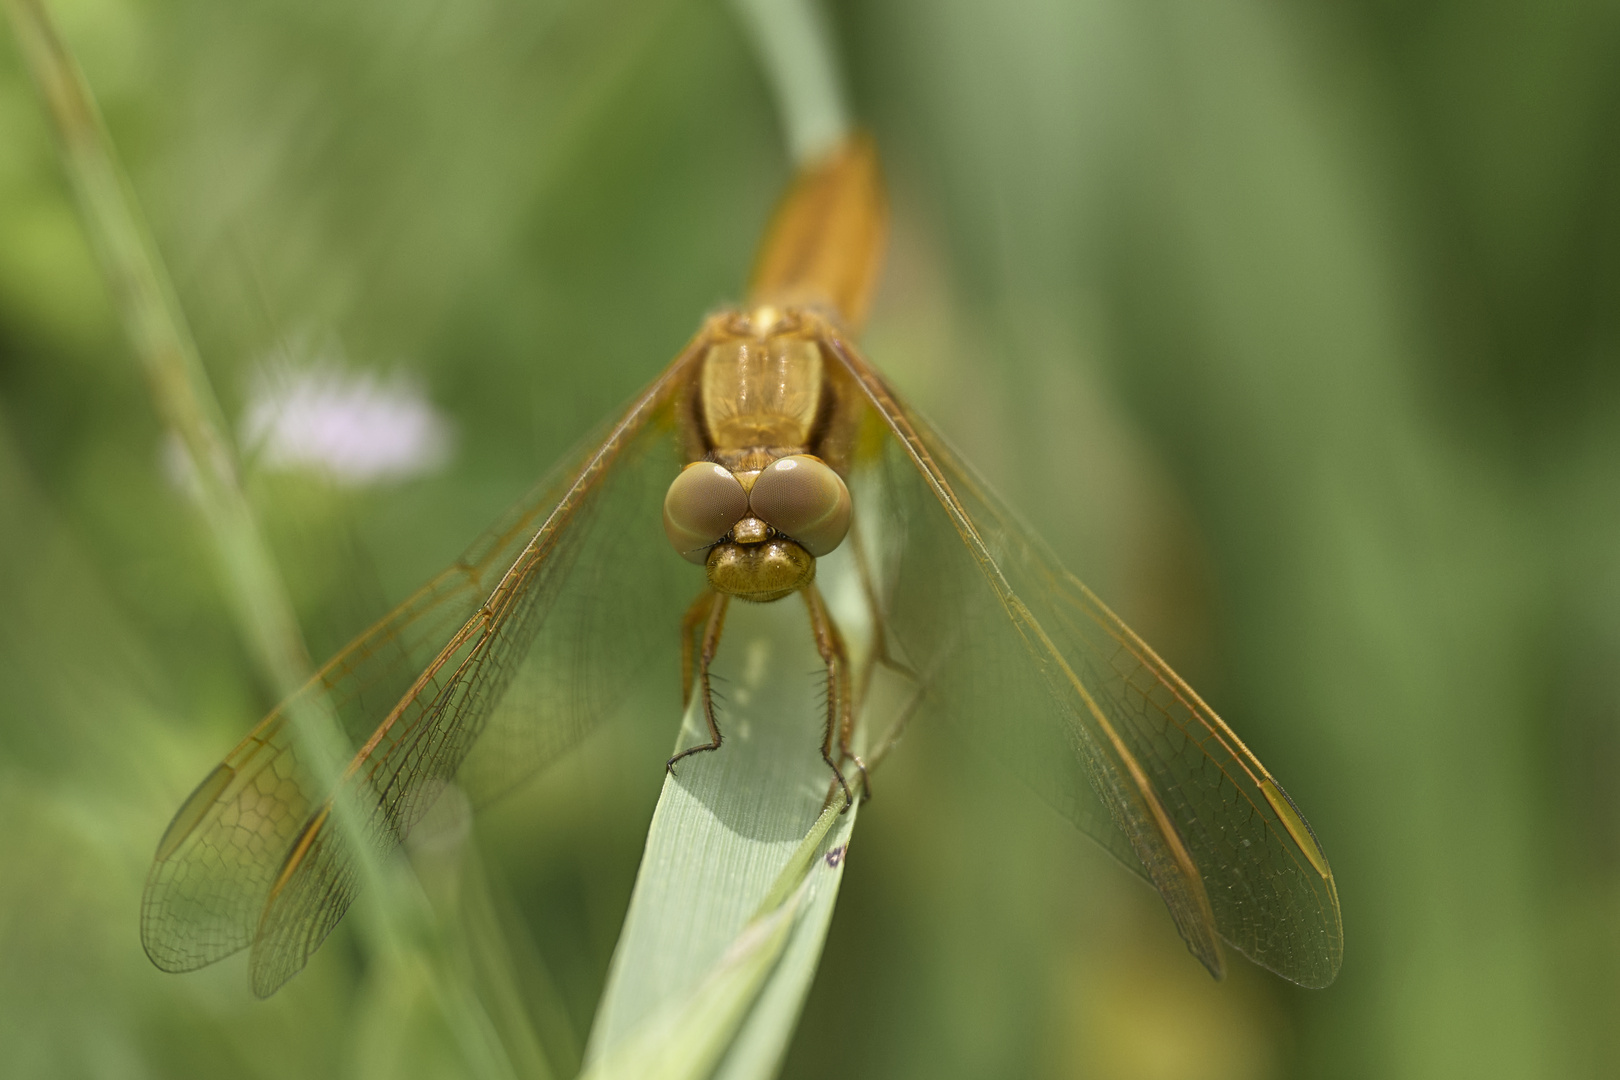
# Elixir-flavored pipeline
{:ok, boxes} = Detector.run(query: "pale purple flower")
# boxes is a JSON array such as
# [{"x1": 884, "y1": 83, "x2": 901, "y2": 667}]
[{"x1": 239, "y1": 363, "x2": 453, "y2": 485}]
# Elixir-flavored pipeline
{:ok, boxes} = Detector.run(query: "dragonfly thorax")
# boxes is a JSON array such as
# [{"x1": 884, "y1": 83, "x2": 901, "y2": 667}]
[{"x1": 698, "y1": 319, "x2": 824, "y2": 457}]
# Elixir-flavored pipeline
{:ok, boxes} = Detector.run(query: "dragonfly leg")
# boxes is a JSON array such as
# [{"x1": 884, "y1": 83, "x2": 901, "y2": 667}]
[
  {"x1": 679, "y1": 588, "x2": 716, "y2": 708},
  {"x1": 844, "y1": 520, "x2": 919, "y2": 801},
  {"x1": 668, "y1": 591, "x2": 730, "y2": 775},
  {"x1": 849, "y1": 514, "x2": 919, "y2": 687},
  {"x1": 803, "y1": 584, "x2": 857, "y2": 811}
]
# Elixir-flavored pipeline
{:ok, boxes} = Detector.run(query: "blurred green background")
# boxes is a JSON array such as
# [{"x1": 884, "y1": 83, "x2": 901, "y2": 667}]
[{"x1": 2, "y1": 0, "x2": 1616, "y2": 1076}]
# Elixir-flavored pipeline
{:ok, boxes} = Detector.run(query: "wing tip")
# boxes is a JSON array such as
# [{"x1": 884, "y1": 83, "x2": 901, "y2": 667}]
[{"x1": 249, "y1": 954, "x2": 301, "y2": 999}]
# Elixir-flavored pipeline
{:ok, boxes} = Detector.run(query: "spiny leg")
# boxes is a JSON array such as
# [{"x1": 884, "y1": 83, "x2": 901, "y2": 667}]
[
  {"x1": 679, "y1": 588, "x2": 716, "y2": 708},
  {"x1": 844, "y1": 519, "x2": 922, "y2": 799},
  {"x1": 803, "y1": 583, "x2": 856, "y2": 811},
  {"x1": 849, "y1": 513, "x2": 918, "y2": 688},
  {"x1": 667, "y1": 591, "x2": 730, "y2": 774},
  {"x1": 861, "y1": 663, "x2": 927, "y2": 775}
]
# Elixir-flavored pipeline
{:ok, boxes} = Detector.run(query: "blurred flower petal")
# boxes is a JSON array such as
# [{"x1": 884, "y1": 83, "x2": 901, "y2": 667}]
[{"x1": 240, "y1": 362, "x2": 453, "y2": 486}]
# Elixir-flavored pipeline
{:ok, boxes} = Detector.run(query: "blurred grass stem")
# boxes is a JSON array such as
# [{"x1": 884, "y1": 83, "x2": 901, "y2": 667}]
[
  {"x1": 3, "y1": 0, "x2": 310, "y2": 706},
  {"x1": 729, "y1": 0, "x2": 848, "y2": 164},
  {"x1": 2, "y1": 2, "x2": 518, "y2": 1075}
]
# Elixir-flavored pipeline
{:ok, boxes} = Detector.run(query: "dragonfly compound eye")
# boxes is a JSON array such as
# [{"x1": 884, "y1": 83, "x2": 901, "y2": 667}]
[
  {"x1": 747, "y1": 454, "x2": 852, "y2": 557},
  {"x1": 663, "y1": 462, "x2": 749, "y2": 564}
]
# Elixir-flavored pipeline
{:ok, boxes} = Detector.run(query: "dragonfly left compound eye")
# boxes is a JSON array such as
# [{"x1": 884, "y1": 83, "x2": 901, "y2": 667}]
[
  {"x1": 747, "y1": 455, "x2": 852, "y2": 557},
  {"x1": 663, "y1": 462, "x2": 749, "y2": 563}
]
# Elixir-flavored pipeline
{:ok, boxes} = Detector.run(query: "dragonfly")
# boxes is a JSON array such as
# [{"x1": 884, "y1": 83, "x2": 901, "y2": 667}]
[{"x1": 141, "y1": 135, "x2": 1343, "y2": 998}]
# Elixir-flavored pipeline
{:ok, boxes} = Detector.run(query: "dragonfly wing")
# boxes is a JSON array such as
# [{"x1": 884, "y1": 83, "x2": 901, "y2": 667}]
[
  {"x1": 141, "y1": 537, "x2": 507, "y2": 973},
  {"x1": 142, "y1": 345, "x2": 700, "y2": 991},
  {"x1": 828, "y1": 333, "x2": 1344, "y2": 988}
]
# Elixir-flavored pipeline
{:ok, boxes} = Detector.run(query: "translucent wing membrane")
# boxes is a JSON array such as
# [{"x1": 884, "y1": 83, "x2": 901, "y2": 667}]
[
  {"x1": 828, "y1": 334, "x2": 1344, "y2": 989},
  {"x1": 142, "y1": 350, "x2": 699, "y2": 994}
]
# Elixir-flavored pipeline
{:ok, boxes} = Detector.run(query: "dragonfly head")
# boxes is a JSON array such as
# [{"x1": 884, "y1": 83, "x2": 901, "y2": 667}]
[{"x1": 663, "y1": 454, "x2": 852, "y2": 601}]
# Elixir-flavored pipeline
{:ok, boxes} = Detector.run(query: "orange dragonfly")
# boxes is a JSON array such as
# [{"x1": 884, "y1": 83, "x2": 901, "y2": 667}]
[{"x1": 141, "y1": 135, "x2": 1343, "y2": 997}]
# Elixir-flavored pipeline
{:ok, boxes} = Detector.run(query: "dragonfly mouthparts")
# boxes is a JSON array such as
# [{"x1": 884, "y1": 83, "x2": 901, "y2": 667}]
[{"x1": 706, "y1": 537, "x2": 814, "y2": 602}]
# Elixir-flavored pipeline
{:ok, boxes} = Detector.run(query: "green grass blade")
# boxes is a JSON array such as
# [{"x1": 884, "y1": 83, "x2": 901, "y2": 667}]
[
  {"x1": 582, "y1": 584, "x2": 867, "y2": 1080},
  {"x1": 709, "y1": 803, "x2": 856, "y2": 1080}
]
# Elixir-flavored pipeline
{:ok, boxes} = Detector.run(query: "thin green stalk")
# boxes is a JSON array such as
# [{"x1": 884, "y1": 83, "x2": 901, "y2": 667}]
[
  {"x1": 3, "y1": 0, "x2": 307, "y2": 707},
  {"x1": 729, "y1": 0, "x2": 850, "y2": 164},
  {"x1": 2, "y1": 3, "x2": 515, "y2": 1075}
]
